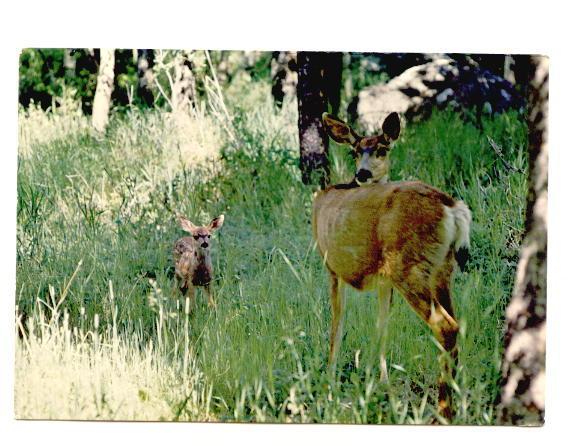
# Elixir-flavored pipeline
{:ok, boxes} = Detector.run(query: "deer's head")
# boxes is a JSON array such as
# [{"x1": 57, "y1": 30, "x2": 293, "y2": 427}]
[
  {"x1": 322, "y1": 112, "x2": 400, "y2": 185},
  {"x1": 177, "y1": 214, "x2": 225, "y2": 258}
]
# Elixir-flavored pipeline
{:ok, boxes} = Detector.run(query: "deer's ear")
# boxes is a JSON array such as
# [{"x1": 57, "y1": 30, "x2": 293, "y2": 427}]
[
  {"x1": 382, "y1": 112, "x2": 400, "y2": 142},
  {"x1": 178, "y1": 215, "x2": 198, "y2": 234},
  {"x1": 322, "y1": 113, "x2": 358, "y2": 145},
  {"x1": 209, "y1": 214, "x2": 225, "y2": 231}
]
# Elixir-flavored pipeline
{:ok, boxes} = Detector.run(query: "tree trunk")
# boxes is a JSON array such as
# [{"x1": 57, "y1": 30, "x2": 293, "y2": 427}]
[
  {"x1": 171, "y1": 50, "x2": 196, "y2": 114},
  {"x1": 322, "y1": 52, "x2": 343, "y2": 116},
  {"x1": 137, "y1": 49, "x2": 155, "y2": 107},
  {"x1": 297, "y1": 51, "x2": 343, "y2": 188},
  {"x1": 63, "y1": 49, "x2": 76, "y2": 78},
  {"x1": 497, "y1": 55, "x2": 548, "y2": 426},
  {"x1": 92, "y1": 49, "x2": 115, "y2": 133}
]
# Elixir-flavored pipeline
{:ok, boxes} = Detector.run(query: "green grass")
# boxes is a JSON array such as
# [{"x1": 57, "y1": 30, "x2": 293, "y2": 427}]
[{"x1": 15, "y1": 80, "x2": 528, "y2": 423}]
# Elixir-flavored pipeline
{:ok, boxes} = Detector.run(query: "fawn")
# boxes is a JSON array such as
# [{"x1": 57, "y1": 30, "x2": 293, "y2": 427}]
[
  {"x1": 313, "y1": 112, "x2": 472, "y2": 420},
  {"x1": 173, "y1": 213, "x2": 225, "y2": 309}
]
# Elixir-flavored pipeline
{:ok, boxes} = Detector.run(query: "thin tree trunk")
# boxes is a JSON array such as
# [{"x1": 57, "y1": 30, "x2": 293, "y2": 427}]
[
  {"x1": 297, "y1": 51, "x2": 343, "y2": 188},
  {"x1": 92, "y1": 49, "x2": 115, "y2": 133},
  {"x1": 171, "y1": 50, "x2": 196, "y2": 114},
  {"x1": 63, "y1": 49, "x2": 76, "y2": 78},
  {"x1": 497, "y1": 55, "x2": 548, "y2": 426},
  {"x1": 137, "y1": 49, "x2": 155, "y2": 107}
]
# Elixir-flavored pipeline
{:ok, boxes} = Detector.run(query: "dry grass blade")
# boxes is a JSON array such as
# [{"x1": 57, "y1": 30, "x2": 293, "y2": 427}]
[{"x1": 488, "y1": 136, "x2": 524, "y2": 173}]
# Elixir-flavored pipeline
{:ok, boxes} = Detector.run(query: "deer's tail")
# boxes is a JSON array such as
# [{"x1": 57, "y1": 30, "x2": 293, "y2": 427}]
[{"x1": 450, "y1": 201, "x2": 472, "y2": 271}]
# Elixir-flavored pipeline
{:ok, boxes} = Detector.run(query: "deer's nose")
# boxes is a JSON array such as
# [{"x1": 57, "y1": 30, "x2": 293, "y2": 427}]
[
  {"x1": 201, "y1": 242, "x2": 208, "y2": 248},
  {"x1": 356, "y1": 169, "x2": 372, "y2": 183}
]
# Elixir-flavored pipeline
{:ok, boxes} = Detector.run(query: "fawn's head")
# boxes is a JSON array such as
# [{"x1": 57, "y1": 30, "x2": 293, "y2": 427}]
[
  {"x1": 322, "y1": 112, "x2": 400, "y2": 185},
  {"x1": 177, "y1": 213, "x2": 225, "y2": 256}
]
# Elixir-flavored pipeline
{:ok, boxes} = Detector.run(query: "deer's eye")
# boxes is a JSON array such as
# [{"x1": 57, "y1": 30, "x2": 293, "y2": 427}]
[
  {"x1": 193, "y1": 235, "x2": 199, "y2": 240},
  {"x1": 206, "y1": 235, "x2": 211, "y2": 239}
]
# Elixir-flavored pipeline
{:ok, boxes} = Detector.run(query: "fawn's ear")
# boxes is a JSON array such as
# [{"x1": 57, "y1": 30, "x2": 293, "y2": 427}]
[
  {"x1": 178, "y1": 215, "x2": 198, "y2": 234},
  {"x1": 209, "y1": 214, "x2": 225, "y2": 231},
  {"x1": 382, "y1": 112, "x2": 400, "y2": 142},
  {"x1": 322, "y1": 113, "x2": 358, "y2": 145}
]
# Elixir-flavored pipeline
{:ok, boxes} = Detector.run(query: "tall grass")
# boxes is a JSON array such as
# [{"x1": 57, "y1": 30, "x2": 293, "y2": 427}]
[{"x1": 15, "y1": 78, "x2": 528, "y2": 423}]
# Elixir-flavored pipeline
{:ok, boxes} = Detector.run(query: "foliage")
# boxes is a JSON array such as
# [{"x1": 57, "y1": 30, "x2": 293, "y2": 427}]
[
  {"x1": 18, "y1": 49, "x2": 274, "y2": 116},
  {"x1": 19, "y1": 49, "x2": 100, "y2": 113},
  {"x1": 111, "y1": 49, "x2": 141, "y2": 111},
  {"x1": 16, "y1": 58, "x2": 528, "y2": 424}
]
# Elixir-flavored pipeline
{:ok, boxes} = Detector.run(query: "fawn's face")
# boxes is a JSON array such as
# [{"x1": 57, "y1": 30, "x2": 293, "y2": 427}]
[
  {"x1": 323, "y1": 112, "x2": 400, "y2": 185},
  {"x1": 178, "y1": 214, "x2": 225, "y2": 258}
]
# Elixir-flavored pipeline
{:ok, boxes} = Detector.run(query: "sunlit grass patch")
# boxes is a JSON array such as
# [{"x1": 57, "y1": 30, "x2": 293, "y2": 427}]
[{"x1": 15, "y1": 277, "x2": 212, "y2": 421}]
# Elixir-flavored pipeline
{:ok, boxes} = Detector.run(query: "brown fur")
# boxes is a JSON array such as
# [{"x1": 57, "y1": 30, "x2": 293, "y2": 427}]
[
  {"x1": 318, "y1": 112, "x2": 471, "y2": 421},
  {"x1": 313, "y1": 182, "x2": 454, "y2": 287},
  {"x1": 313, "y1": 180, "x2": 471, "y2": 421},
  {"x1": 173, "y1": 214, "x2": 224, "y2": 310}
]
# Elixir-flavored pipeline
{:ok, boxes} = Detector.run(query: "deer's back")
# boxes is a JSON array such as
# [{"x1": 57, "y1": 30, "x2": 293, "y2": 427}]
[{"x1": 312, "y1": 181, "x2": 456, "y2": 289}]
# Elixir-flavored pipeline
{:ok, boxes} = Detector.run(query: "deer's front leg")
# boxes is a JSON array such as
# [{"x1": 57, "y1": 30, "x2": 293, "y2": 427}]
[
  {"x1": 377, "y1": 280, "x2": 392, "y2": 383},
  {"x1": 204, "y1": 284, "x2": 216, "y2": 309},
  {"x1": 328, "y1": 272, "x2": 346, "y2": 375},
  {"x1": 180, "y1": 281, "x2": 196, "y2": 314}
]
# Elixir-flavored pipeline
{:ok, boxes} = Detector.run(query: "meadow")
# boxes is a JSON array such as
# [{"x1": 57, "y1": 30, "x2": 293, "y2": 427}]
[{"x1": 15, "y1": 76, "x2": 528, "y2": 423}]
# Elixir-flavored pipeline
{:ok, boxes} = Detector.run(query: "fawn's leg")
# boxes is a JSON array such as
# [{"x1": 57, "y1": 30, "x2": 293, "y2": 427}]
[
  {"x1": 328, "y1": 272, "x2": 346, "y2": 375},
  {"x1": 180, "y1": 281, "x2": 196, "y2": 313},
  {"x1": 204, "y1": 284, "x2": 216, "y2": 309},
  {"x1": 377, "y1": 279, "x2": 392, "y2": 383},
  {"x1": 179, "y1": 279, "x2": 188, "y2": 297}
]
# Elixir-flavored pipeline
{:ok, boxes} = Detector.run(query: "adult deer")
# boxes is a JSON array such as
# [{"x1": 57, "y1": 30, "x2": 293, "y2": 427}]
[{"x1": 312, "y1": 113, "x2": 471, "y2": 420}]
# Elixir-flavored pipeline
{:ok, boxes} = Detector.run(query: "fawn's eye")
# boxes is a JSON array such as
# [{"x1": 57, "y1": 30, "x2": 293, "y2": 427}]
[
  {"x1": 193, "y1": 235, "x2": 199, "y2": 240},
  {"x1": 206, "y1": 235, "x2": 211, "y2": 239}
]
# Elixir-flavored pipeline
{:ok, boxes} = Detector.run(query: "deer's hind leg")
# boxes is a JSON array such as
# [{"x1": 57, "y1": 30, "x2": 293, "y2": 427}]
[
  {"x1": 175, "y1": 251, "x2": 196, "y2": 311},
  {"x1": 177, "y1": 276, "x2": 196, "y2": 313},
  {"x1": 394, "y1": 266, "x2": 459, "y2": 421},
  {"x1": 431, "y1": 255, "x2": 460, "y2": 419},
  {"x1": 433, "y1": 252, "x2": 456, "y2": 320}
]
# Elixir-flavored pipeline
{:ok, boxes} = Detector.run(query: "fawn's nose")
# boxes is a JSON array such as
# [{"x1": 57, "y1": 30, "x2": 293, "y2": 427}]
[
  {"x1": 201, "y1": 242, "x2": 208, "y2": 248},
  {"x1": 356, "y1": 169, "x2": 372, "y2": 183}
]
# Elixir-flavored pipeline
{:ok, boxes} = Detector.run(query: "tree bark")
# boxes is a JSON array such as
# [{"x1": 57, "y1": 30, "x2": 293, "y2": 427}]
[
  {"x1": 92, "y1": 49, "x2": 115, "y2": 133},
  {"x1": 322, "y1": 53, "x2": 343, "y2": 116},
  {"x1": 497, "y1": 55, "x2": 548, "y2": 426},
  {"x1": 171, "y1": 50, "x2": 196, "y2": 114},
  {"x1": 296, "y1": 51, "x2": 343, "y2": 188},
  {"x1": 63, "y1": 49, "x2": 76, "y2": 78},
  {"x1": 137, "y1": 49, "x2": 155, "y2": 107}
]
